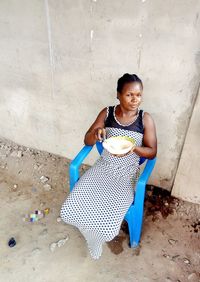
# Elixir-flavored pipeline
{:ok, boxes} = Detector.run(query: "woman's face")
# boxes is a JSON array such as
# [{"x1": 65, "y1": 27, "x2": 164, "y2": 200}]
[{"x1": 117, "y1": 82, "x2": 143, "y2": 111}]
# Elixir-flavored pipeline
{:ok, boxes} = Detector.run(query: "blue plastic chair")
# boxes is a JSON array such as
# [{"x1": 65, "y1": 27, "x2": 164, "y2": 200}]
[{"x1": 69, "y1": 142, "x2": 156, "y2": 248}]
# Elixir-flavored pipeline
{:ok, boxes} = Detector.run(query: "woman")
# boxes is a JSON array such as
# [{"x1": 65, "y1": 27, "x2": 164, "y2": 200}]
[{"x1": 60, "y1": 73, "x2": 157, "y2": 259}]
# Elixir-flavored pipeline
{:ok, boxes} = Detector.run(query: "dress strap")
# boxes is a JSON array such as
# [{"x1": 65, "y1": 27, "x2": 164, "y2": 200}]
[
  {"x1": 139, "y1": 109, "x2": 144, "y2": 128},
  {"x1": 105, "y1": 106, "x2": 114, "y2": 121}
]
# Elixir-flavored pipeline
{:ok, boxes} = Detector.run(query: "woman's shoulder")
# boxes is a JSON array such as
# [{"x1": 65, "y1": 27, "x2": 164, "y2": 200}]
[
  {"x1": 142, "y1": 111, "x2": 154, "y2": 119},
  {"x1": 142, "y1": 111, "x2": 155, "y2": 128}
]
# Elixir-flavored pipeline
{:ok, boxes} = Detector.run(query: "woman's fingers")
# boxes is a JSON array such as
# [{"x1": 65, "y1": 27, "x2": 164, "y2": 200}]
[
  {"x1": 95, "y1": 128, "x2": 106, "y2": 141},
  {"x1": 102, "y1": 128, "x2": 106, "y2": 140},
  {"x1": 97, "y1": 128, "x2": 103, "y2": 141}
]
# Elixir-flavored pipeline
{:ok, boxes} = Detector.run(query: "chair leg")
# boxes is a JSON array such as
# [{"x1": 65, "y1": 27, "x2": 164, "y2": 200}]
[{"x1": 126, "y1": 207, "x2": 143, "y2": 248}]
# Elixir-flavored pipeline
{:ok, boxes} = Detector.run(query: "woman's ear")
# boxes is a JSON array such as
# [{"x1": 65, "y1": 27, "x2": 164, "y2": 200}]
[{"x1": 117, "y1": 92, "x2": 120, "y2": 100}]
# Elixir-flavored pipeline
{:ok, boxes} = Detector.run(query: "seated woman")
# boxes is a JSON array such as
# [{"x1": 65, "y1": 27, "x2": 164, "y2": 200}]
[{"x1": 60, "y1": 73, "x2": 157, "y2": 259}]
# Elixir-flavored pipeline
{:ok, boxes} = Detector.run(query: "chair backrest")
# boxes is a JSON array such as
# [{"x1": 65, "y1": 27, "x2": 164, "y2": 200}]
[{"x1": 96, "y1": 142, "x2": 146, "y2": 166}]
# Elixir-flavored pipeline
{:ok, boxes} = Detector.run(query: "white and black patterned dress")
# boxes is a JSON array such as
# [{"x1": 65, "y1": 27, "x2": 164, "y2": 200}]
[{"x1": 60, "y1": 106, "x2": 144, "y2": 259}]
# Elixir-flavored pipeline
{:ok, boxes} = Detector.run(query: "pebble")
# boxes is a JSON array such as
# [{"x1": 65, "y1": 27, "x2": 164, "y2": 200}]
[
  {"x1": 0, "y1": 164, "x2": 7, "y2": 169},
  {"x1": 13, "y1": 184, "x2": 18, "y2": 189},
  {"x1": 188, "y1": 273, "x2": 198, "y2": 281},
  {"x1": 34, "y1": 163, "x2": 43, "y2": 170},
  {"x1": 43, "y1": 184, "x2": 52, "y2": 191},
  {"x1": 8, "y1": 237, "x2": 16, "y2": 247},
  {"x1": 10, "y1": 150, "x2": 22, "y2": 158},
  {"x1": 171, "y1": 255, "x2": 180, "y2": 261},
  {"x1": 168, "y1": 239, "x2": 177, "y2": 245},
  {"x1": 39, "y1": 228, "x2": 48, "y2": 237},
  {"x1": 163, "y1": 254, "x2": 170, "y2": 259},
  {"x1": 40, "y1": 176, "x2": 49, "y2": 183},
  {"x1": 49, "y1": 242, "x2": 57, "y2": 252},
  {"x1": 17, "y1": 151, "x2": 23, "y2": 157},
  {"x1": 57, "y1": 217, "x2": 62, "y2": 223},
  {"x1": 31, "y1": 248, "x2": 41, "y2": 255},
  {"x1": 165, "y1": 278, "x2": 172, "y2": 282},
  {"x1": 0, "y1": 152, "x2": 7, "y2": 159},
  {"x1": 183, "y1": 258, "x2": 191, "y2": 264},
  {"x1": 49, "y1": 236, "x2": 69, "y2": 252},
  {"x1": 31, "y1": 187, "x2": 37, "y2": 193},
  {"x1": 40, "y1": 202, "x2": 45, "y2": 208},
  {"x1": 57, "y1": 238, "x2": 68, "y2": 248},
  {"x1": 147, "y1": 190, "x2": 153, "y2": 197}
]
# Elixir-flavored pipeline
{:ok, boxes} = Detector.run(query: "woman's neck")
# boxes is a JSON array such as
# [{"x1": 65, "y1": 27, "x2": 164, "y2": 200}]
[{"x1": 116, "y1": 104, "x2": 138, "y2": 117}]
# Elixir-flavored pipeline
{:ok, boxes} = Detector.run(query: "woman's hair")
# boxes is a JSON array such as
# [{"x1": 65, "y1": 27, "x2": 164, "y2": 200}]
[{"x1": 117, "y1": 73, "x2": 143, "y2": 93}]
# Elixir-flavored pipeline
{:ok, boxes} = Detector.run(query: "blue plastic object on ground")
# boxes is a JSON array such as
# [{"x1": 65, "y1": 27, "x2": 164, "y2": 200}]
[{"x1": 69, "y1": 141, "x2": 156, "y2": 248}]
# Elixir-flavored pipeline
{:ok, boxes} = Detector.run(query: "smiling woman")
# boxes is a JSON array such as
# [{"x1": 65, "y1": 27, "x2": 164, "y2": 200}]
[{"x1": 60, "y1": 73, "x2": 157, "y2": 259}]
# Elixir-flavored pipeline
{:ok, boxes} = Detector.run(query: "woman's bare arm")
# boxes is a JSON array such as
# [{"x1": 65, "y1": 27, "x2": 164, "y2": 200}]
[
  {"x1": 84, "y1": 108, "x2": 107, "y2": 146},
  {"x1": 134, "y1": 112, "x2": 157, "y2": 159}
]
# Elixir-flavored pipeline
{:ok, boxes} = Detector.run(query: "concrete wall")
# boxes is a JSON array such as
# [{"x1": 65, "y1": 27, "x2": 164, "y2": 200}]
[
  {"x1": 0, "y1": 0, "x2": 200, "y2": 191},
  {"x1": 172, "y1": 87, "x2": 200, "y2": 204}
]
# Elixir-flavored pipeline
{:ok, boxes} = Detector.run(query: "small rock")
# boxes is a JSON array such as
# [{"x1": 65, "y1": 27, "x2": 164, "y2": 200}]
[
  {"x1": 17, "y1": 151, "x2": 22, "y2": 157},
  {"x1": 8, "y1": 237, "x2": 16, "y2": 248},
  {"x1": 49, "y1": 242, "x2": 57, "y2": 253},
  {"x1": 31, "y1": 248, "x2": 41, "y2": 255},
  {"x1": 34, "y1": 163, "x2": 43, "y2": 170},
  {"x1": 10, "y1": 150, "x2": 22, "y2": 158},
  {"x1": 40, "y1": 176, "x2": 49, "y2": 183},
  {"x1": 147, "y1": 190, "x2": 153, "y2": 197},
  {"x1": 34, "y1": 164, "x2": 38, "y2": 170},
  {"x1": 0, "y1": 152, "x2": 7, "y2": 159},
  {"x1": 0, "y1": 163, "x2": 7, "y2": 169},
  {"x1": 12, "y1": 184, "x2": 18, "y2": 191},
  {"x1": 43, "y1": 184, "x2": 51, "y2": 191},
  {"x1": 168, "y1": 239, "x2": 177, "y2": 245},
  {"x1": 163, "y1": 254, "x2": 170, "y2": 259},
  {"x1": 152, "y1": 211, "x2": 162, "y2": 221},
  {"x1": 171, "y1": 255, "x2": 180, "y2": 261},
  {"x1": 188, "y1": 273, "x2": 198, "y2": 281},
  {"x1": 31, "y1": 187, "x2": 37, "y2": 193},
  {"x1": 39, "y1": 228, "x2": 48, "y2": 237},
  {"x1": 57, "y1": 217, "x2": 62, "y2": 223},
  {"x1": 183, "y1": 258, "x2": 191, "y2": 264},
  {"x1": 57, "y1": 237, "x2": 69, "y2": 248},
  {"x1": 40, "y1": 202, "x2": 45, "y2": 208},
  {"x1": 165, "y1": 278, "x2": 172, "y2": 282},
  {"x1": 49, "y1": 236, "x2": 69, "y2": 252}
]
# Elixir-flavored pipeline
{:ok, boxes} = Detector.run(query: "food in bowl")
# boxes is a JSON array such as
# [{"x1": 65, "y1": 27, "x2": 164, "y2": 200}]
[{"x1": 102, "y1": 136, "x2": 136, "y2": 155}]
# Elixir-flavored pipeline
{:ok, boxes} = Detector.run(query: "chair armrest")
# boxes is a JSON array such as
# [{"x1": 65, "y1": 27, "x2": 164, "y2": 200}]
[
  {"x1": 69, "y1": 145, "x2": 93, "y2": 191},
  {"x1": 138, "y1": 157, "x2": 156, "y2": 185},
  {"x1": 134, "y1": 157, "x2": 157, "y2": 205}
]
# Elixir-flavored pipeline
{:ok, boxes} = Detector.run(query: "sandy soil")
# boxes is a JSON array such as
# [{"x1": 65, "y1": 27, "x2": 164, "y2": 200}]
[{"x1": 0, "y1": 138, "x2": 199, "y2": 282}]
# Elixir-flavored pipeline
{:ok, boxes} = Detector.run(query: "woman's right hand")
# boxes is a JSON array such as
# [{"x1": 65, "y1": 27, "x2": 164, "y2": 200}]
[{"x1": 94, "y1": 128, "x2": 106, "y2": 142}]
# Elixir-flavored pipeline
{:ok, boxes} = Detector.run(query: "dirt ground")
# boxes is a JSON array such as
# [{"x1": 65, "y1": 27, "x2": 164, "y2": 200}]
[{"x1": 0, "y1": 138, "x2": 199, "y2": 282}]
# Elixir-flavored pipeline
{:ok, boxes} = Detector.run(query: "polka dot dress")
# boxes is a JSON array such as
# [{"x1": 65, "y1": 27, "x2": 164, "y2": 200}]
[{"x1": 60, "y1": 106, "x2": 144, "y2": 259}]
